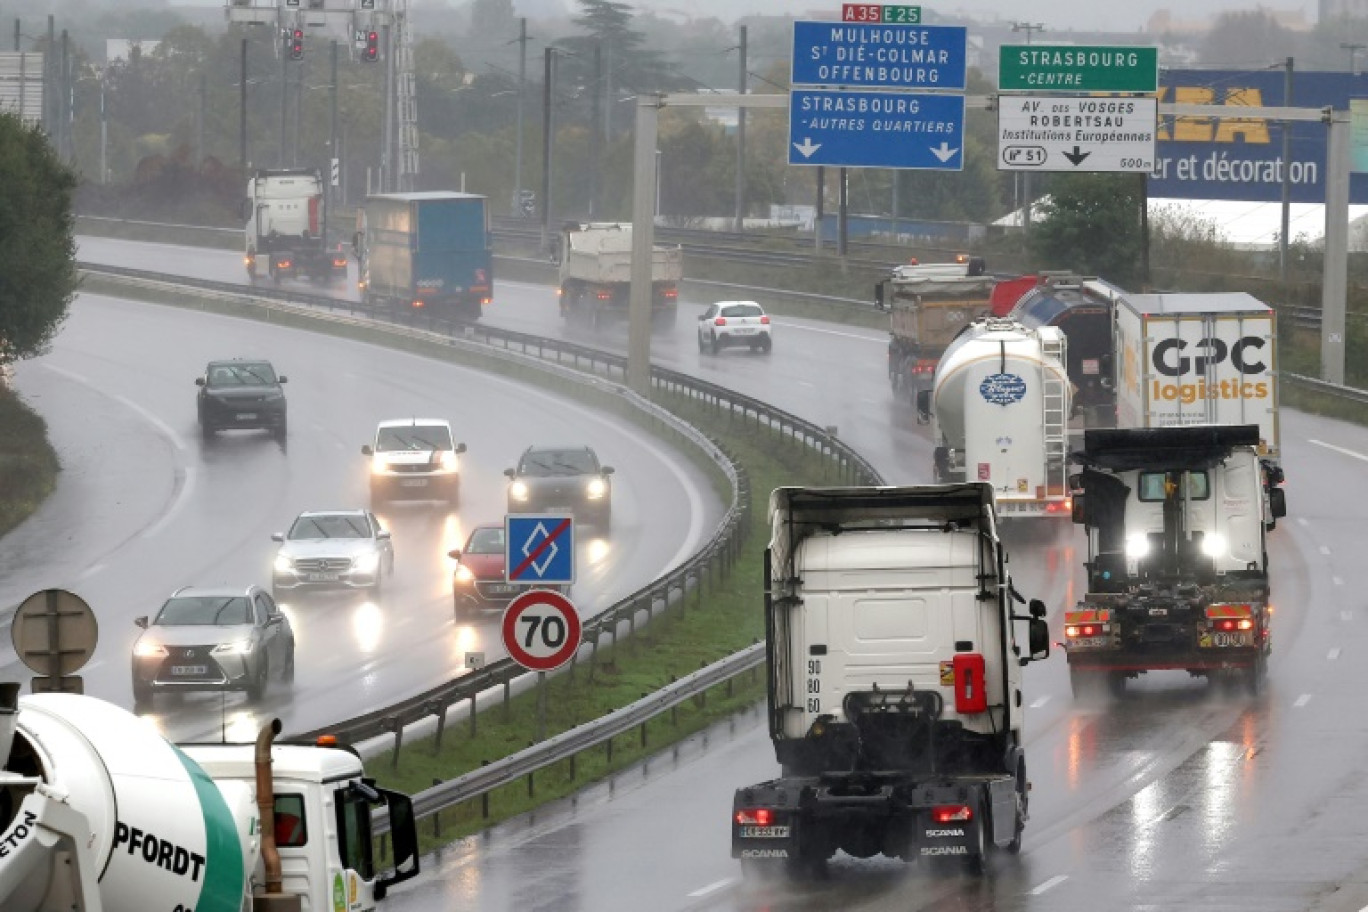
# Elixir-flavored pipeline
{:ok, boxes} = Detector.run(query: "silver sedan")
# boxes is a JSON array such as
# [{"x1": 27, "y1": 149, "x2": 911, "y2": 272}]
[{"x1": 271, "y1": 509, "x2": 395, "y2": 599}]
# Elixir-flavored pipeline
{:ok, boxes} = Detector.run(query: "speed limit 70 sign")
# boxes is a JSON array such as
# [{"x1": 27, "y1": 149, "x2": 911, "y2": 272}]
[{"x1": 501, "y1": 589, "x2": 582, "y2": 672}]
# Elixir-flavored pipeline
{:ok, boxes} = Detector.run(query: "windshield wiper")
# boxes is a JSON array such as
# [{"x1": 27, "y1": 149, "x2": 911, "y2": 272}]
[
  {"x1": 343, "y1": 518, "x2": 367, "y2": 538},
  {"x1": 211, "y1": 598, "x2": 243, "y2": 626},
  {"x1": 238, "y1": 366, "x2": 273, "y2": 385}
]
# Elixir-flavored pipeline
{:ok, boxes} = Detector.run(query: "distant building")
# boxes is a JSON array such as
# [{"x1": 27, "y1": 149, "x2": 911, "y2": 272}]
[
  {"x1": 1322, "y1": 0, "x2": 1368, "y2": 20},
  {"x1": 1146, "y1": 6, "x2": 1312, "y2": 35}
]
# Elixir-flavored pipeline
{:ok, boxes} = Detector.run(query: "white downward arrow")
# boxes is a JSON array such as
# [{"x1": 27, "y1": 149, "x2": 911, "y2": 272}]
[
  {"x1": 792, "y1": 137, "x2": 822, "y2": 158},
  {"x1": 930, "y1": 142, "x2": 959, "y2": 162}
]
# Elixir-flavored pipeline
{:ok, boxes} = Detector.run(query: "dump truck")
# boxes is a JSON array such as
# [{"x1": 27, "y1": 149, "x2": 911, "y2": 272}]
[
  {"x1": 1064, "y1": 424, "x2": 1284, "y2": 699},
  {"x1": 731, "y1": 485, "x2": 1052, "y2": 877},
  {"x1": 355, "y1": 191, "x2": 493, "y2": 322},
  {"x1": 918, "y1": 317, "x2": 1073, "y2": 519},
  {"x1": 875, "y1": 257, "x2": 998, "y2": 400},
  {"x1": 0, "y1": 685, "x2": 420, "y2": 911},
  {"x1": 555, "y1": 222, "x2": 682, "y2": 329}
]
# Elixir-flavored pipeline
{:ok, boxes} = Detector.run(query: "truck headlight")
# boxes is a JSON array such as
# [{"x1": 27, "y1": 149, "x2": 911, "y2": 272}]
[
  {"x1": 1200, "y1": 533, "x2": 1227, "y2": 558},
  {"x1": 134, "y1": 640, "x2": 167, "y2": 658},
  {"x1": 371, "y1": 454, "x2": 388, "y2": 474},
  {"x1": 586, "y1": 478, "x2": 607, "y2": 499},
  {"x1": 440, "y1": 450, "x2": 459, "y2": 471},
  {"x1": 212, "y1": 639, "x2": 254, "y2": 656},
  {"x1": 352, "y1": 552, "x2": 380, "y2": 573},
  {"x1": 510, "y1": 480, "x2": 529, "y2": 501},
  {"x1": 1125, "y1": 534, "x2": 1150, "y2": 559},
  {"x1": 274, "y1": 554, "x2": 293, "y2": 573}
]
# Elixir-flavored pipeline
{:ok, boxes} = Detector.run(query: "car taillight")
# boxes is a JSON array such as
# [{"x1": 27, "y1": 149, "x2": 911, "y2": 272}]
[
  {"x1": 664, "y1": 289, "x2": 678, "y2": 299},
  {"x1": 715, "y1": 317, "x2": 727, "y2": 326},
  {"x1": 278, "y1": 259, "x2": 292, "y2": 268},
  {"x1": 412, "y1": 300, "x2": 425, "y2": 309},
  {"x1": 932, "y1": 805, "x2": 973, "y2": 823},
  {"x1": 1066, "y1": 624, "x2": 1101, "y2": 637},
  {"x1": 734, "y1": 808, "x2": 773, "y2": 826},
  {"x1": 333, "y1": 258, "x2": 347, "y2": 267},
  {"x1": 760, "y1": 315, "x2": 770, "y2": 324},
  {"x1": 596, "y1": 291, "x2": 612, "y2": 300}
]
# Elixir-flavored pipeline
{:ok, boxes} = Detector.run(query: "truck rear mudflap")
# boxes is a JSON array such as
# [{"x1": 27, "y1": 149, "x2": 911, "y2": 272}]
[{"x1": 732, "y1": 777, "x2": 1015, "y2": 869}]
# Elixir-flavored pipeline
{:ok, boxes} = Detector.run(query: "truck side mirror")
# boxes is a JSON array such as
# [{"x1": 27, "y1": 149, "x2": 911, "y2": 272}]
[
  {"x1": 240, "y1": 198, "x2": 253, "y2": 221},
  {"x1": 374, "y1": 788, "x2": 420, "y2": 891},
  {"x1": 874, "y1": 281, "x2": 886, "y2": 311},
  {"x1": 1071, "y1": 493, "x2": 1085, "y2": 524},
  {"x1": 915, "y1": 389, "x2": 932, "y2": 425},
  {"x1": 1027, "y1": 617, "x2": 1051, "y2": 661},
  {"x1": 352, "y1": 231, "x2": 362, "y2": 256},
  {"x1": 1269, "y1": 486, "x2": 1286, "y2": 519},
  {"x1": 1029, "y1": 598, "x2": 1046, "y2": 619}
]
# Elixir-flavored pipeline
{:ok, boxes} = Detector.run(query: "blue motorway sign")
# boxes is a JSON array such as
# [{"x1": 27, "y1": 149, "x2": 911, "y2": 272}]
[
  {"x1": 788, "y1": 89, "x2": 965, "y2": 170},
  {"x1": 1153, "y1": 68, "x2": 1368, "y2": 203},
  {"x1": 506, "y1": 514, "x2": 575, "y2": 586},
  {"x1": 792, "y1": 20, "x2": 967, "y2": 91}
]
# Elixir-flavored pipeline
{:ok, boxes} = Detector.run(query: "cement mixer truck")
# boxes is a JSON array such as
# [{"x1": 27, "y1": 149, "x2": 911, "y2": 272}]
[
  {"x1": 917, "y1": 317, "x2": 1073, "y2": 519},
  {"x1": 0, "y1": 685, "x2": 420, "y2": 912}
]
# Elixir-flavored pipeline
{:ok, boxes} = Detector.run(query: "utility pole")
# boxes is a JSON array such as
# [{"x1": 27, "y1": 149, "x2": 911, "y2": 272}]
[
  {"x1": 293, "y1": 55, "x2": 303, "y2": 167},
  {"x1": 382, "y1": 22, "x2": 394, "y2": 191},
  {"x1": 330, "y1": 39, "x2": 339, "y2": 210},
  {"x1": 240, "y1": 38, "x2": 248, "y2": 175},
  {"x1": 512, "y1": 17, "x2": 527, "y2": 217},
  {"x1": 196, "y1": 71, "x2": 206, "y2": 170},
  {"x1": 1279, "y1": 56, "x2": 1293, "y2": 287},
  {"x1": 838, "y1": 167, "x2": 848, "y2": 256},
  {"x1": 815, "y1": 165, "x2": 825, "y2": 253},
  {"x1": 590, "y1": 40, "x2": 601, "y2": 218},
  {"x1": 1342, "y1": 42, "x2": 1365, "y2": 75},
  {"x1": 540, "y1": 46, "x2": 555, "y2": 253},
  {"x1": 279, "y1": 36, "x2": 287, "y2": 168},
  {"x1": 734, "y1": 24, "x2": 747, "y2": 233},
  {"x1": 1011, "y1": 21, "x2": 1044, "y2": 233}
]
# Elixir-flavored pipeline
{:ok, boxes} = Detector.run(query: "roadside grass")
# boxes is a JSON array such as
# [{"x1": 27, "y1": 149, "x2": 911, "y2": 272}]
[
  {"x1": 370, "y1": 389, "x2": 837, "y2": 856},
  {"x1": 0, "y1": 383, "x2": 60, "y2": 539}
]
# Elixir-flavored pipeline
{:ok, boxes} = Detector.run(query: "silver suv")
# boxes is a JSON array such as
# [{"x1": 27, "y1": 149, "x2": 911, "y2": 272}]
[{"x1": 362, "y1": 418, "x2": 467, "y2": 506}]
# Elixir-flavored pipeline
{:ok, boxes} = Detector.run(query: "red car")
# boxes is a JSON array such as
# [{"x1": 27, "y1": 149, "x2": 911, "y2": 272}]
[{"x1": 448, "y1": 524, "x2": 568, "y2": 619}]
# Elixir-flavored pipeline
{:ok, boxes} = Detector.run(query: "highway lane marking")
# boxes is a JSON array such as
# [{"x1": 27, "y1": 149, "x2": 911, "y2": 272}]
[
  {"x1": 1320, "y1": 545, "x2": 1332, "y2": 556},
  {"x1": 1329, "y1": 647, "x2": 1342, "y2": 660},
  {"x1": 1335, "y1": 576, "x2": 1345, "y2": 586},
  {"x1": 687, "y1": 879, "x2": 734, "y2": 898},
  {"x1": 1294, "y1": 694, "x2": 1312, "y2": 708},
  {"x1": 77, "y1": 562, "x2": 107, "y2": 581},
  {"x1": 1030, "y1": 696, "x2": 1051, "y2": 708},
  {"x1": 1297, "y1": 517, "x2": 1309, "y2": 527},
  {"x1": 1309, "y1": 438, "x2": 1368, "y2": 462},
  {"x1": 1343, "y1": 611, "x2": 1354, "y2": 622},
  {"x1": 1030, "y1": 875, "x2": 1068, "y2": 895}
]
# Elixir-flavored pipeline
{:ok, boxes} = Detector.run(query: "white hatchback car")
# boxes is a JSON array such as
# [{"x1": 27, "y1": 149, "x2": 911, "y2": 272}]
[{"x1": 697, "y1": 301, "x2": 773, "y2": 355}]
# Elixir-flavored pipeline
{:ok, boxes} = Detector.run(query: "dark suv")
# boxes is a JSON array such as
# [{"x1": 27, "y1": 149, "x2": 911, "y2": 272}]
[
  {"x1": 197, "y1": 359, "x2": 288, "y2": 442},
  {"x1": 504, "y1": 444, "x2": 614, "y2": 531}
]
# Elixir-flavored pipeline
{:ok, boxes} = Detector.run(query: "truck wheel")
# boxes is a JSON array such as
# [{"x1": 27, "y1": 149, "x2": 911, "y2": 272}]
[
  {"x1": 1245, "y1": 653, "x2": 1268, "y2": 696},
  {"x1": 1003, "y1": 766, "x2": 1027, "y2": 854}
]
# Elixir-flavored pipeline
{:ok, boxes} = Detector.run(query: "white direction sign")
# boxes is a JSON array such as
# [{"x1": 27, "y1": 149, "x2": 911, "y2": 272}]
[{"x1": 997, "y1": 95, "x2": 1157, "y2": 173}]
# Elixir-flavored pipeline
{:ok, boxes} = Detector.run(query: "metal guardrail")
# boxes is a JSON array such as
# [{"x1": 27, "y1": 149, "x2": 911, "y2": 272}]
[{"x1": 1286, "y1": 371, "x2": 1368, "y2": 405}]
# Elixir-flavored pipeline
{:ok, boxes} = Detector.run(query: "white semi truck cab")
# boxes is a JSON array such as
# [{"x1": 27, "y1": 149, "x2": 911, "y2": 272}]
[
  {"x1": 1064, "y1": 424, "x2": 1285, "y2": 698},
  {"x1": 0, "y1": 686, "x2": 419, "y2": 912},
  {"x1": 732, "y1": 485, "x2": 1051, "y2": 876}
]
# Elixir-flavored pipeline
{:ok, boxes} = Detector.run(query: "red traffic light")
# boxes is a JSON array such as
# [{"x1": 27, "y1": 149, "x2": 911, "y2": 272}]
[
  {"x1": 289, "y1": 28, "x2": 304, "y2": 60},
  {"x1": 364, "y1": 31, "x2": 379, "y2": 62}
]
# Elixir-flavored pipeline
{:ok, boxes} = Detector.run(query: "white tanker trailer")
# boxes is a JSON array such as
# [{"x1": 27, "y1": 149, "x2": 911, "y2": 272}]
[
  {"x1": 917, "y1": 317, "x2": 1073, "y2": 518},
  {"x1": 0, "y1": 684, "x2": 419, "y2": 912}
]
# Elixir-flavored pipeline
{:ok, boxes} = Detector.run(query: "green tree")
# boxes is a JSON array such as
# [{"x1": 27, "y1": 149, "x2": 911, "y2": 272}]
[
  {"x1": 1029, "y1": 173, "x2": 1145, "y2": 288},
  {"x1": 0, "y1": 114, "x2": 77, "y2": 365}
]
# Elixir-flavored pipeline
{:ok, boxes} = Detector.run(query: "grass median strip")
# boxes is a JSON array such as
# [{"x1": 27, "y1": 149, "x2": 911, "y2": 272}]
[
  {"x1": 371, "y1": 389, "x2": 835, "y2": 856},
  {"x1": 0, "y1": 383, "x2": 61, "y2": 539}
]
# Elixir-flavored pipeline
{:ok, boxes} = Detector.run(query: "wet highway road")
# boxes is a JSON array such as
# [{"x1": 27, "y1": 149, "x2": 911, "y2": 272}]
[
  {"x1": 0, "y1": 291, "x2": 722, "y2": 745},
  {"x1": 72, "y1": 236, "x2": 1368, "y2": 910}
]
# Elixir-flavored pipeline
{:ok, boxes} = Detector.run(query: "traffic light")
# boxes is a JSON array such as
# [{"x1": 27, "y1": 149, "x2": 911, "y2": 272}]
[
  {"x1": 289, "y1": 28, "x2": 304, "y2": 60},
  {"x1": 363, "y1": 31, "x2": 379, "y2": 63}
]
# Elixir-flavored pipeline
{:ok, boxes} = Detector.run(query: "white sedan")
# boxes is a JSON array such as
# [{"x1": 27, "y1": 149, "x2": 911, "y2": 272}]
[
  {"x1": 697, "y1": 301, "x2": 773, "y2": 355},
  {"x1": 271, "y1": 509, "x2": 394, "y2": 599}
]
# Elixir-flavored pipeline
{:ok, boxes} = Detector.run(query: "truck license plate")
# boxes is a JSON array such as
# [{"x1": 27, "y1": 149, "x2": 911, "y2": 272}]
[
  {"x1": 1070, "y1": 637, "x2": 1109, "y2": 648},
  {"x1": 171, "y1": 665, "x2": 208, "y2": 676},
  {"x1": 236, "y1": 412, "x2": 258, "y2": 420},
  {"x1": 1208, "y1": 632, "x2": 1253, "y2": 647},
  {"x1": 739, "y1": 825, "x2": 789, "y2": 838},
  {"x1": 399, "y1": 478, "x2": 428, "y2": 487}
]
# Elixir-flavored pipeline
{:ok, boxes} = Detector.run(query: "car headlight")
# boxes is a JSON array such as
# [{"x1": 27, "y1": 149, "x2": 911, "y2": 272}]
[
  {"x1": 274, "y1": 554, "x2": 293, "y2": 573},
  {"x1": 371, "y1": 454, "x2": 388, "y2": 473},
  {"x1": 586, "y1": 477, "x2": 607, "y2": 499},
  {"x1": 1200, "y1": 532, "x2": 1228, "y2": 558},
  {"x1": 212, "y1": 639, "x2": 254, "y2": 656},
  {"x1": 1125, "y1": 534, "x2": 1151, "y2": 559},
  {"x1": 134, "y1": 640, "x2": 167, "y2": 658},
  {"x1": 454, "y1": 565, "x2": 474, "y2": 583},
  {"x1": 439, "y1": 450, "x2": 459, "y2": 471},
  {"x1": 510, "y1": 480, "x2": 529, "y2": 501},
  {"x1": 352, "y1": 552, "x2": 380, "y2": 573}
]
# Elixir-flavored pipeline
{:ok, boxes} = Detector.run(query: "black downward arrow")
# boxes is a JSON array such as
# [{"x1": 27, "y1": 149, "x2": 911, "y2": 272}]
[{"x1": 1063, "y1": 146, "x2": 1091, "y2": 166}]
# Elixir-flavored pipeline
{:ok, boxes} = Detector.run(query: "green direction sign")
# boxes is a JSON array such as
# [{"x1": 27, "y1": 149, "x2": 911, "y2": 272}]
[{"x1": 998, "y1": 45, "x2": 1158, "y2": 93}]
